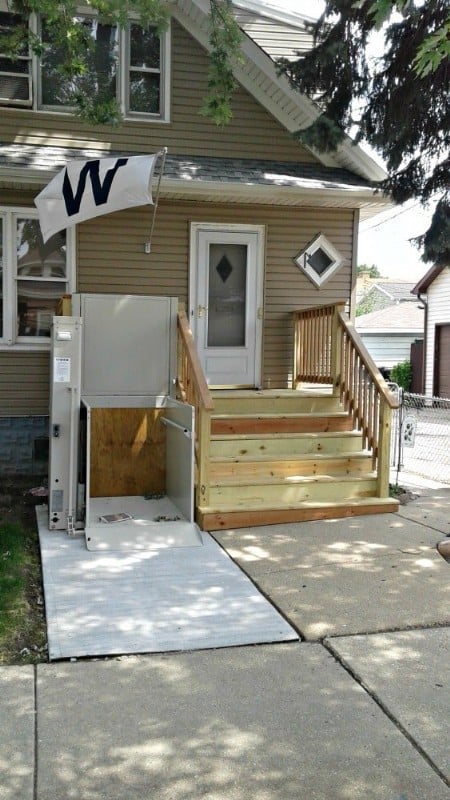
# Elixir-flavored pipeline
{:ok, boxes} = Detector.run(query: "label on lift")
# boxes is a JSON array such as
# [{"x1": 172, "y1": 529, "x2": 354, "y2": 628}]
[
  {"x1": 54, "y1": 357, "x2": 71, "y2": 383},
  {"x1": 51, "y1": 489, "x2": 64, "y2": 512}
]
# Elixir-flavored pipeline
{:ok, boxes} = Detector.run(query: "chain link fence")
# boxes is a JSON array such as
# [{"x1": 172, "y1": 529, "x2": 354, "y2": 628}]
[{"x1": 390, "y1": 387, "x2": 450, "y2": 485}]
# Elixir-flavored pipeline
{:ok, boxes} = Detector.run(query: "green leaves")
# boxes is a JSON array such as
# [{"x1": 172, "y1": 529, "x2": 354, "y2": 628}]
[
  {"x1": 413, "y1": 20, "x2": 450, "y2": 77},
  {"x1": 200, "y1": 0, "x2": 243, "y2": 126}
]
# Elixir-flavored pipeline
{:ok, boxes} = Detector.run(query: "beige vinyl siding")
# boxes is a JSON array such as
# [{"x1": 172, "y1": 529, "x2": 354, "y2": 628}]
[
  {"x1": 0, "y1": 189, "x2": 36, "y2": 206},
  {"x1": 78, "y1": 201, "x2": 354, "y2": 389},
  {"x1": 1, "y1": 21, "x2": 315, "y2": 164},
  {"x1": 233, "y1": 9, "x2": 314, "y2": 60},
  {"x1": 0, "y1": 351, "x2": 50, "y2": 415},
  {"x1": 0, "y1": 204, "x2": 354, "y2": 415}
]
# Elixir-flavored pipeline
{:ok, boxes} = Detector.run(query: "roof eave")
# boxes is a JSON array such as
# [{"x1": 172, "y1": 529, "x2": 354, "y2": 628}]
[
  {"x1": 412, "y1": 264, "x2": 445, "y2": 294},
  {"x1": 357, "y1": 328, "x2": 424, "y2": 335},
  {"x1": 160, "y1": 178, "x2": 389, "y2": 213},
  {"x1": 0, "y1": 166, "x2": 389, "y2": 214}
]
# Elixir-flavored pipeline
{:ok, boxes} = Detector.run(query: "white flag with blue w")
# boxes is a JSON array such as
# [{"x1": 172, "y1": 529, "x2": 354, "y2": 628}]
[{"x1": 35, "y1": 153, "x2": 160, "y2": 242}]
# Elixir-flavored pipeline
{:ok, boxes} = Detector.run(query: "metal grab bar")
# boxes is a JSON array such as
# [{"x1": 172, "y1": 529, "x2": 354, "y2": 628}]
[{"x1": 161, "y1": 416, "x2": 192, "y2": 439}]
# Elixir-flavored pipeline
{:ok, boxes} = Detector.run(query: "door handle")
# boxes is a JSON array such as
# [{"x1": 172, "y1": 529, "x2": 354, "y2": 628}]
[{"x1": 198, "y1": 305, "x2": 208, "y2": 318}]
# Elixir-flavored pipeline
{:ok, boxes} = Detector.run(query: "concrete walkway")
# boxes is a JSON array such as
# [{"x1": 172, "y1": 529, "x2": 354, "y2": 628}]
[{"x1": 1, "y1": 487, "x2": 449, "y2": 800}]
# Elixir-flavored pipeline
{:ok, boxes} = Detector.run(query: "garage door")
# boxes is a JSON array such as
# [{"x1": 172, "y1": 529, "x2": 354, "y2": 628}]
[{"x1": 434, "y1": 324, "x2": 450, "y2": 399}]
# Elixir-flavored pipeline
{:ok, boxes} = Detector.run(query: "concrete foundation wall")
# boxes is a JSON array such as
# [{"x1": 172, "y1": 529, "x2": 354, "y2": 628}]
[{"x1": 0, "y1": 416, "x2": 49, "y2": 476}]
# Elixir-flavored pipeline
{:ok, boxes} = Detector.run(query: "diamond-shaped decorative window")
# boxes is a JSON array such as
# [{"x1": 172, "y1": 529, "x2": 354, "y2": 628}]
[{"x1": 294, "y1": 233, "x2": 344, "y2": 288}]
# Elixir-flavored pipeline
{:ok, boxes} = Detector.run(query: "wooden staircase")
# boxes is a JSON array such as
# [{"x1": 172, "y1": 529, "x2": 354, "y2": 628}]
[
  {"x1": 196, "y1": 389, "x2": 398, "y2": 530},
  {"x1": 177, "y1": 304, "x2": 399, "y2": 533}
]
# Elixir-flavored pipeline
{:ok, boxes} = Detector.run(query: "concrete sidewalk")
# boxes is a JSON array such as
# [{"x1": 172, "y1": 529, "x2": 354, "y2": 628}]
[{"x1": 1, "y1": 488, "x2": 449, "y2": 800}]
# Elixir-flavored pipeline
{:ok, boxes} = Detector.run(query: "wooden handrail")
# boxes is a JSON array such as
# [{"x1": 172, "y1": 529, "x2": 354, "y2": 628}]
[
  {"x1": 293, "y1": 303, "x2": 398, "y2": 497},
  {"x1": 177, "y1": 309, "x2": 214, "y2": 411},
  {"x1": 336, "y1": 311, "x2": 398, "y2": 410},
  {"x1": 177, "y1": 309, "x2": 214, "y2": 509}
]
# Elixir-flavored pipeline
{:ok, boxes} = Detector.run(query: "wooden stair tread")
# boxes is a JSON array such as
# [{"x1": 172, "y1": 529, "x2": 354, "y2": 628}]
[
  {"x1": 209, "y1": 473, "x2": 377, "y2": 487},
  {"x1": 211, "y1": 389, "x2": 333, "y2": 398},
  {"x1": 210, "y1": 431, "x2": 362, "y2": 441},
  {"x1": 198, "y1": 496, "x2": 397, "y2": 514},
  {"x1": 211, "y1": 411, "x2": 349, "y2": 419},
  {"x1": 209, "y1": 450, "x2": 371, "y2": 463}
]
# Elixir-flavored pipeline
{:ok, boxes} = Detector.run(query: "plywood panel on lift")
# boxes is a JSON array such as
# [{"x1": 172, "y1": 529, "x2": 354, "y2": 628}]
[{"x1": 89, "y1": 408, "x2": 165, "y2": 498}]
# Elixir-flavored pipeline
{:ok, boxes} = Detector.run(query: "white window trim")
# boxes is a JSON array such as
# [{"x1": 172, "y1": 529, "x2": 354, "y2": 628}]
[
  {"x1": 0, "y1": 207, "x2": 76, "y2": 351},
  {"x1": 294, "y1": 233, "x2": 344, "y2": 289},
  {"x1": 120, "y1": 21, "x2": 171, "y2": 123},
  {"x1": 0, "y1": 5, "x2": 33, "y2": 106},
  {"x1": 0, "y1": 2, "x2": 171, "y2": 123}
]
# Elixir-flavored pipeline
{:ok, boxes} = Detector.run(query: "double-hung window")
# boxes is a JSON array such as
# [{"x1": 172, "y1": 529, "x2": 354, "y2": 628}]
[
  {"x1": 0, "y1": 4, "x2": 170, "y2": 120},
  {"x1": 0, "y1": 210, "x2": 74, "y2": 348},
  {"x1": 0, "y1": 9, "x2": 32, "y2": 106}
]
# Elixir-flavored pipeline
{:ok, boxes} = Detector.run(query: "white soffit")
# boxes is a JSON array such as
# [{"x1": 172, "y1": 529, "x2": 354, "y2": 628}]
[
  {"x1": 173, "y1": 0, "x2": 387, "y2": 183},
  {"x1": 232, "y1": 0, "x2": 317, "y2": 27}
]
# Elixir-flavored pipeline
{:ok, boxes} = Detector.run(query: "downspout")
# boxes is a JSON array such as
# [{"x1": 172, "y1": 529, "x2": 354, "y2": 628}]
[{"x1": 349, "y1": 209, "x2": 360, "y2": 321}]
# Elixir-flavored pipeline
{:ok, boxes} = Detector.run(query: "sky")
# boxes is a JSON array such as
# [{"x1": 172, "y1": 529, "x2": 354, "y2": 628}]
[{"x1": 246, "y1": 0, "x2": 433, "y2": 283}]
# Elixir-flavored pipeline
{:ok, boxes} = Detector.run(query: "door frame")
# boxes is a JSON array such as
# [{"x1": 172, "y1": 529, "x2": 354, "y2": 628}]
[{"x1": 189, "y1": 222, "x2": 265, "y2": 388}]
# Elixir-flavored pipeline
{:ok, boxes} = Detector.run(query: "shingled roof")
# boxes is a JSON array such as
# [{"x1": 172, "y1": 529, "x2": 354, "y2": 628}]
[
  {"x1": 0, "y1": 144, "x2": 371, "y2": 188},
  {"x1": 0, "y1": 143, "x2": 388, "y2": 216},
  {"x1": 356, "y1": 304, "x2": 424, "y2": 333}
]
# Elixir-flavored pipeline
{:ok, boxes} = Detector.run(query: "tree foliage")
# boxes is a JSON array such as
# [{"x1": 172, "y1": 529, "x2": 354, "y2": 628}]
[
  {"x1": 357, "y1": 263, "x2": 382, "y2": 278},
  {"x1": 278, "y1": 0, "x2": 450, "y2": 266}
]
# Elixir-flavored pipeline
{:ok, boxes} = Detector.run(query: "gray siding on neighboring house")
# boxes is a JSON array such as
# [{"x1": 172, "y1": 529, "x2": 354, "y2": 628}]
[
  {"x1": 356, "y1": 334, "x2": 420, "y2": 370},
  {"x1": 424, "y1": 268, "x2": 450, "y2": 396},
  {"x1": 0, "y1": 21, "x2": 315, "y2": 164},
  {"x1": 356, "y1": 303, "x2": 424, "y2": 372}
]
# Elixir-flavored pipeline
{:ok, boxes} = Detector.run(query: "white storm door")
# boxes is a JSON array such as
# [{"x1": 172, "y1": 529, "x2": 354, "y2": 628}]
[{"x1": 190, "y1": 224, "x2": 264, "y2": 387}]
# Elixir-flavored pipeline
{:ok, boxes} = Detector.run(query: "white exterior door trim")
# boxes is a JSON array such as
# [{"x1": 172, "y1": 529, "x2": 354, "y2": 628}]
[{"x1": 189, "y1": 222, "x2": 265, "y2": 388}]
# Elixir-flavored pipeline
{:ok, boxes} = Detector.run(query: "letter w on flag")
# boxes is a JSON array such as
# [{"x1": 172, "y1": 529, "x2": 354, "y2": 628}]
[{"x1": 35, "y1": 153, "x2": 160, "y2": 242}]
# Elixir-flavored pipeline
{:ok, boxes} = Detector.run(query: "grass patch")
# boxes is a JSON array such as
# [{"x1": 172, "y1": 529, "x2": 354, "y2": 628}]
[
  {"x1": 0, "y1": 512, "x2": 47, "y2": 665},
  {"x1": 0, "y1": 523, "x2": 28, "y2": 639}
]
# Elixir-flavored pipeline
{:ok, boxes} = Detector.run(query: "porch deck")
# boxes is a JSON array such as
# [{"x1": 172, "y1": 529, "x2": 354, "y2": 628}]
[{"x1": 36, "y1": 507, "x2": 298, "y2": 661}]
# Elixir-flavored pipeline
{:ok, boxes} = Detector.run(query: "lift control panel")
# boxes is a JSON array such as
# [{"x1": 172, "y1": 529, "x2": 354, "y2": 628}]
[{"x1": 48, "y1": 316, "x2": 82, "y2": 530}]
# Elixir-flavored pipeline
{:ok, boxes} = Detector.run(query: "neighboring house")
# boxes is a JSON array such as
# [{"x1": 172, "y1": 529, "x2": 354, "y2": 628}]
[
  {"x1": 412, "y1": 265, "x2": 450, "y2": 398},
  {"x1": 0, "y1": 0, "x2": 400, "y2": 527},
  {"x1": 355, "y1": 304, "x2": 424, "y2": 376},
  {"x1": 356, "y1": 279, "x2": 418, "y2": 315}
]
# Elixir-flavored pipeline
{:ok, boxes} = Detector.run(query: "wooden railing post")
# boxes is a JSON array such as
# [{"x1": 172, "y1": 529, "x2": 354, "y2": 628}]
[
  {"x1": 197, "y1": 407, "x2": 211, "y2": 508},
  {"x1": 377, "y1": 401, "x2": 392, "y2": 497},
  {"x1": 293, "y1": 312, "x2": 300, "y2": 388},
  {"x1": 177, "y1": 309, "x2": 214, "y2": 516},
  {"x1": 331, "y1": 303, "x2": 345, "y2": 396}
]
